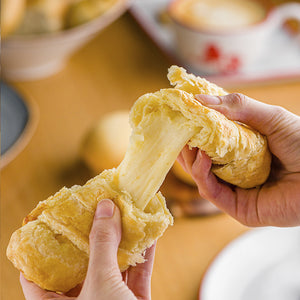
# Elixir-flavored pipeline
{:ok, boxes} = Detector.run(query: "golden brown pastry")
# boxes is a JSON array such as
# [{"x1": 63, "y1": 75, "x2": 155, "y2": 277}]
[
  {"x1": 7, "y1": 169, "x2": 172, "y2": 292},
  {"x1": 1, "y1": 0, "x2": 26, "y2": 38},
  {"x1": 81, "y1": 110, "x2": 131, "y2": 173},
  {"x1": 14, "y1": 0, "x2": 72, "y2": 34},
  {"x1": 7, "y1": 66, "x2": 271, "y2": 293},
  {"x1": 66, "y1": 0, "x2": 118, "y2": 28},
  {"x1": 167, "y1": 65, "x2": 271, "y2": 188}
]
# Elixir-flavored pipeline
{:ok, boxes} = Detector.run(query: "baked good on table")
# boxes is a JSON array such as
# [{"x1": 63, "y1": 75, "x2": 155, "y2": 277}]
[
  {"x1": 1, "y1": 0, "x2": 26, "y2": 38},
  {"x1": 14, "y1": 0, "x2": 72, "y2": 34},
  {"x1": 66, "y1": 0, "x2": 118, "y2": 27},
  {"x1": 7, "y1": 66, "x2": 271, "y2": 292},
  {"x1": 5, "y1": 0, "x2": 120, "y2": 36},
  {"x1": 81, "y1": 110, "x2": 131, "y2": 173}
]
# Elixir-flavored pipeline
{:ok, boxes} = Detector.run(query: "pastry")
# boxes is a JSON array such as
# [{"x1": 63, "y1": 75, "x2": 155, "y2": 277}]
[
  {"x1": 14, "y1": 0, "x2": 72, "y2": 34},
  {"x1": 1, "y1": 0, "x2": 26, "y2": 38},
  {"x1": 7, "y1": 66, "x2": 271, "y2": 293},
  {"x1": 66, "y1": 0, "x2": 118, "y2": 28},
  {"x1": 81, "y1": 110, "x2": 131, "y2": 172},
  {"x1": 7, "y1": 170, "x2": 172, "y2": 292},
  {"x1": 167, "y1": 65, "x2": 271, "y2": 188}
]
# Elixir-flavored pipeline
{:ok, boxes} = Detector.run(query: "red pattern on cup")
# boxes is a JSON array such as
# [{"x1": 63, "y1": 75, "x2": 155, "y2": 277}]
[
  {"x1": 204, "y1": 44, "x2": 220, "y2": 62},
  {"x1": 224, "y1": 56, "x2": 241, "y2": 73}
]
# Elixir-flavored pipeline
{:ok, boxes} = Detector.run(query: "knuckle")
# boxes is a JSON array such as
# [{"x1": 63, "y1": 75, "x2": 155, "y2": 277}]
[
  {"x1": 271, "y1": 105, "x2": 287, "y2": 118},
  {"x1": 229, "y1": 93, "x2": 247, "y2": 106},
  {"x1": 89, "y1": 223, "x2": 114, "y2": 244},
  {"x1": 266, "y1": 105, "x2": 290, "y2": 133},
  {"x1": 218, "y1": 93, "x2": 248, "y2": 120},
  {"x1": 100, "y1": 267, "x2": 121, "y2": 283}
]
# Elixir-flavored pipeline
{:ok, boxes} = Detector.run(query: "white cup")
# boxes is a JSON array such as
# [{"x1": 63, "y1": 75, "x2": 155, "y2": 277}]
[{"x1": 168, "y1": 0, "x2": 300, "y2": 75}]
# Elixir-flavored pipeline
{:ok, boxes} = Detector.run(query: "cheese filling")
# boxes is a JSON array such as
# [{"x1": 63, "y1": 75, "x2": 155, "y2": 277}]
[{"x1": 117, "y1": 105, "x2": 197, "y2": 210}]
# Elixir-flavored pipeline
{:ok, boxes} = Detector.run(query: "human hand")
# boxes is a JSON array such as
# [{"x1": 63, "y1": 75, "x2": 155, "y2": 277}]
[
  {"x1": 20, "y1": 199, "x2": 155, "y2": 300},
  {"x1": 178, "y1": 93, "x2": 300, "y2": 227}
]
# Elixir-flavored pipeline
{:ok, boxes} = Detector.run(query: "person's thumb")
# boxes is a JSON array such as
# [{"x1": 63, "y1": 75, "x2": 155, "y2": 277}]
[
  {"x1": 86, "y1": 199, "x2": 122, "y2": 283},
  {"x1": 196, "y1": 93, "x2": 288, "y2": 136}
]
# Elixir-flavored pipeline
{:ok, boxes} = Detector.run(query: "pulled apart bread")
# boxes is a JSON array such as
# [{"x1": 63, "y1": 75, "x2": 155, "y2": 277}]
[
  {"x1": 167, "y1": 66, "x2": 271, "y2": 188},
  {"x1": 7, "y1": 66, "x2": 271, "y2": 293}
]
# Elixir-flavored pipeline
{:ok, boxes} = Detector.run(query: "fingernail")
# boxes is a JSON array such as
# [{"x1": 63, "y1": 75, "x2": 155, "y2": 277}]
[
  {"x1": 95, "y1": 199, "x2": 115, "y2": 219},
  {"x1": 196, "y1": 95, "x2": 221, "y2": 105},
  {"x1": 197, "y1": 150, "x2": 202, "y2": 158}
]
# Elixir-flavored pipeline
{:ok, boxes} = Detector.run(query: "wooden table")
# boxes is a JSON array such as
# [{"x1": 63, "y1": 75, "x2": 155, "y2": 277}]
[{"x1": 1, "y1": 13, "x2": 300, "y2": 300}]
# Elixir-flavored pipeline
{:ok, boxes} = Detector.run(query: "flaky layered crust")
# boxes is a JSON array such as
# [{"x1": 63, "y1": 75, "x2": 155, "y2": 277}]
[
  {"x1": 166, "y1": 66, "x2": 271, "y2": 187},
  {"x1": 7, "y1": 169, "x2": 173, "y2": 292}
]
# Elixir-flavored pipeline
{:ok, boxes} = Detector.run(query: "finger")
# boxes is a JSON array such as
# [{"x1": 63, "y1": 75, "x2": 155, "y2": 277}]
[
  {"x1": 64, "y1": 283, "x2": 83, "y2": 297},
  {"x1": 20, "y1": 273, "x2": 62, "y2": 300},
  {"x1": 122, "y1": 270, "x2": 128, "y2": 283},
  {"x1": 191, "y1": 151, "x2": 238, "y2": 218},
  {"x1": 127, "y1": 242, "x2": 156, "y2": 299},
  {"x1": 85, "y1": 199, "x2": 122, "y2": 286},
  {"x1": 177, "y1": 152, "x2": 186, "y2": 171},
  {"x1": 180, "y1": 146, "x2": 198, "y2": 174},
  {"x1": 195, "y1": 93, "x2": 287, "y2": 136}
]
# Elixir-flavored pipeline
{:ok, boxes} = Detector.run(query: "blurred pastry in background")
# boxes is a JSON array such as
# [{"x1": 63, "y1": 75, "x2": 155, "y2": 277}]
[
  {"x1": 14, "y1": 0, "x2": 73, "y2": 35},
  {"x1": 66, "y1": 0, "x2": 117, "y2": 27},
  {"x1": 4, "y1": 0, "x2": 121, "y2": 37},
  {"x1": 81, "y1": 110, "x2": 131, "y2": 173},
  {"x1": 1, "y1": 0, "x2": 26, "y2": 38}
]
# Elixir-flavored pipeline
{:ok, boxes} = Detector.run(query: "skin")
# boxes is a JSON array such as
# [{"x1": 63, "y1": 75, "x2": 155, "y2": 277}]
[
  {"x1": 178, "y1": 93, "x2": 300, "y2": 227},
  {"x1": 20, "y1": 199, "x2": 156, "y2": 300}
]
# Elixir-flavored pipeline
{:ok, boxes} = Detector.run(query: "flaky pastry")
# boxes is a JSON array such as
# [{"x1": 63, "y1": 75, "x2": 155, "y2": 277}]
[
  {"x1": 167, "y1": 66, "x2": 271, "y2": 188},
  {"x1": 7, "y1": 66, "x2": 271, "y2": 293}
]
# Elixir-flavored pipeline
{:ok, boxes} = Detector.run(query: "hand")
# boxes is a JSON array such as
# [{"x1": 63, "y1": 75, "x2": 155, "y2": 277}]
[
  {"x1": 20, "y1": 199, "x2": 155, "y2": 300},
  {"x1": 178, "y1": 93, "x2": 300, "y2": 227}
]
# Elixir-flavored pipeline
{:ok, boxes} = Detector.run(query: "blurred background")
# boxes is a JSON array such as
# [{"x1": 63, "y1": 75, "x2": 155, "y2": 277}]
[{"x1": 1, "y1": 0, "x2": 300, "y2": 299}]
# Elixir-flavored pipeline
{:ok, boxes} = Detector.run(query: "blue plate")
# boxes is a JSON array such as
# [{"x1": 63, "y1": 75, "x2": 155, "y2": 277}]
[{"x1": 1, "y1": 83, "x2": 31, "y2": 165}]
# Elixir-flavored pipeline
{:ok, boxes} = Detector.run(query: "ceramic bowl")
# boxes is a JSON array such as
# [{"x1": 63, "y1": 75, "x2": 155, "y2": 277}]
[{"x1": 2, "y1": 0, "x2": 129, "y2": 81}]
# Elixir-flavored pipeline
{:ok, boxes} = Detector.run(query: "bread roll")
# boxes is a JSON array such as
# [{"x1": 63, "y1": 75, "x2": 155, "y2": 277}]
[
  {"x1": 66, "y1": 0, "x2": 118, "y2": 27},
  {"x1": 14, "y1": 0, "x2": 71, "y2": 34},
  {"x1": 1, "y1": 0, "x2": 26, "y2": 38},
  {"x1": 81, "y1": 110, "x2": 131, "y2": 173},
  {"x1": 7, "y1": 66, "x2": 271, "y2": 293}
]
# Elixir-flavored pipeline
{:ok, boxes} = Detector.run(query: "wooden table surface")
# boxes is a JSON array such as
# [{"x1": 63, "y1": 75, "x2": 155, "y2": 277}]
[{"x1": 1, "y1": 13, "x2": 300, "y2": 300}]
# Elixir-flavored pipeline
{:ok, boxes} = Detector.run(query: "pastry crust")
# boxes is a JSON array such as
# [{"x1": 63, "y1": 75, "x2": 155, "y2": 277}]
[
  {"x1": 7, "y1": 169, "x2": 172, "y2": 292},
  {"x1": 7, "y1": 65, "x2": 271, "y2": 293},
  {"x1": 2, "y1": 0, "x2": 26, "y2": 38},
  {"x1": 167, "y1": 66, "x2": 271, "y2": 187}
]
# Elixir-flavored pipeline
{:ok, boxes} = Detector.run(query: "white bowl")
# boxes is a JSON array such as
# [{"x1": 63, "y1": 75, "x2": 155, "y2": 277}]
[{"x1": 2, "y1": 0, "x2": 129, "y2": 81}]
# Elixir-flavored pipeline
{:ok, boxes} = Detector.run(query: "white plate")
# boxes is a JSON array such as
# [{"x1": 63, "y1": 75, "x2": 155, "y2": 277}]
[
  {"x1": 130, "y1": 0, "x2": 300, "y2": 86},
  {"x1": 200, "y1": 227, "x2": 300, "y2": 300}
]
